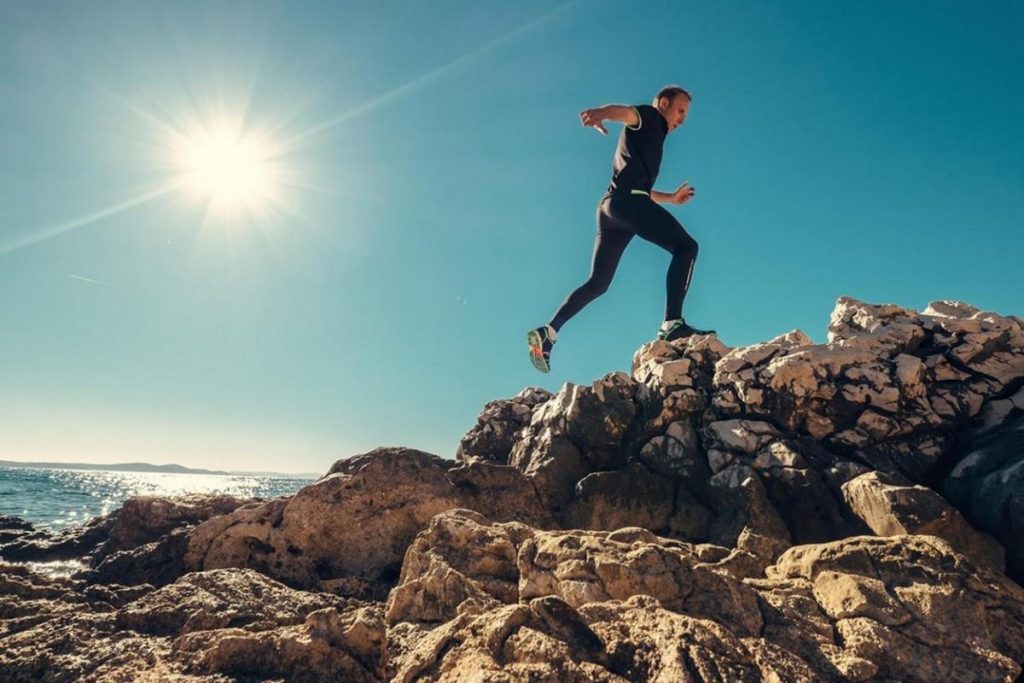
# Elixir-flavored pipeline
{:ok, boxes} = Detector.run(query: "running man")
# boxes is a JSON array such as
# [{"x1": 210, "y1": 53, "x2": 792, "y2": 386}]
[{"x1": 527, "y1": 85, "x2": 714, "y2": 373}]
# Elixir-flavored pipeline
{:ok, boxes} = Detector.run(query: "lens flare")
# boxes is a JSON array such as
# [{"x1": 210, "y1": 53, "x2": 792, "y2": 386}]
[{"x1": 174, "y1": 122, "x2": 283, "y2": 219}]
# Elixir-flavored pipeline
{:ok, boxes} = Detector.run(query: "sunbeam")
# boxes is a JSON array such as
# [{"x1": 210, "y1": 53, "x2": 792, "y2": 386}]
[
  {"x1": 278, "y1": 1, "x2": 579, "y2": 151},
  {"x1": 0, "y1": 183, "x2": 180, "y2": 257}
]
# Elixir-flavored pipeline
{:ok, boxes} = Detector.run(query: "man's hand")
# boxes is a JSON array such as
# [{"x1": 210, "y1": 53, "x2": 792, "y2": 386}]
[
  {"x1": 579, "y1": 108, "x2": 608, "y2": 135},
  {"x1": 671, "y1": 182, "x2": 696, "y2": 205}
]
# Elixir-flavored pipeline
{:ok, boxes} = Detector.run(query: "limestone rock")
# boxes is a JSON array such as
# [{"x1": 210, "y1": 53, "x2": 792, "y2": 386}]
[
  {"x1": 508, "y1": 372, "x2": 649, "y2": 513},
  {"x1": 632, "y1": 334, "x2": 730, "y2": 430},
  {"x1": 518, "y1": 527, "x2": 764, "y2": 637},
  {"x1": 94, "y1": 494, "x2": 252, "y2": 562},
  {"x1": 944, "y1": 411, "x2": 1024, "y2": 583},
  {"x1": 766, "y1": 534, "x2": 1024, "y2": 682},
  {"x1": 186, "y1": 448, "x2": 466, "y2": 592},
  {"x1": 386, "y1": 509, "x2": 535, "y2": 625},
  {"x1": 842, "y1": 470, "x2": 1005, "y2": 572},
  {"x1": 563, "y1": 461, "x2": 676, "y2": 534},
  {"x1": 457, "y1": 387, "x2": 553, "y2": 465}
]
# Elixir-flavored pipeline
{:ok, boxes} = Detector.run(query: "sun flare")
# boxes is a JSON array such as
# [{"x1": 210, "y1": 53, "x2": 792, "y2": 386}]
[{"x1": 174, "y1": 123, "x2": 283, "y2": 218}]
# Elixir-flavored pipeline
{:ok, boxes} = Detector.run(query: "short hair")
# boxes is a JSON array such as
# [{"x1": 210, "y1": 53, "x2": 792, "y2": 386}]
[{"x1": 653, "y1": 85, "x2": 692, "y2": 106}]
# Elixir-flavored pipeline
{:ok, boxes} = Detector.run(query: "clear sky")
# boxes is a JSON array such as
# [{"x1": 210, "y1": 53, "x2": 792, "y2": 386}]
[{"x1": 1, "y1": 1, "x2": 1021, "y2": 474}]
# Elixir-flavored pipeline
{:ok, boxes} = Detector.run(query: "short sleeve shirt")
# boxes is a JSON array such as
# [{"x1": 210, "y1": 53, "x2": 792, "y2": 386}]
[{"x1": 605, "y1": 104, "x2": 669, "y2": 196}]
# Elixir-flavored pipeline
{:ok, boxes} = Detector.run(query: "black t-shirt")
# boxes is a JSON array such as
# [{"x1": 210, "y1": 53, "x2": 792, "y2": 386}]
[{"x1": 605, "y1": 104, "x2": 669, "y2": 197}]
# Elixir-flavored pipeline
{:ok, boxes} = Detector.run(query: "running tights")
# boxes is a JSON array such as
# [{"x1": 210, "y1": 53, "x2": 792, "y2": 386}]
[{"x1": 550, "y1": 193, "x2": 698, "y2": 331}]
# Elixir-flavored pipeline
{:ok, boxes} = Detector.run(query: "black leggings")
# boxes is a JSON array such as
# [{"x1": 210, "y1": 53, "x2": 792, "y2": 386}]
[{"x1": 550, "y1": 192, "x2": 698, "y2": 330}]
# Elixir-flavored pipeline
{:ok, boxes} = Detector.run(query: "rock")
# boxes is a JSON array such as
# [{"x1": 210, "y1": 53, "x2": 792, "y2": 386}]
[
  {"x1": 842, "y1": 470, "x2": 1005, "y2": 572},
  {"x1": 457, "y1": 387, "x2": 553, "y2": 465},
  {"x1": 711, "y1": 296, "x2": 1024, "y2": 483},
  {"x1": 116, "y1": 568, "x2": 345, "y2": 636},
  {"x1": 178, "y1": 603, "x2": 387, "y2": 683},
  {"x1": 94, "y1": 494, "x2": 253, "y2": 562},
  {"x1": 517, "y1": 527, "x2": 764, "y2": 637},
  {"x1": 386, "y1": 509, "x2": 534, "y2": 625},
  {"x1": 186, "y1": 448, "x2": 466, "y2": 591},
  {"x1": 508, "y1": 426, "x2": 590, "y2": 515},
  {"x1": 90, "y1": 527, "x2": 192, "y2": 588},
  {"x1": 944, "y1": 411, "x2": 1024, "y2": 583},
  {"x1": 749, "y1": 534, "x2": 1024, "y2": 682},
  {"x1": 0, "y1": 512, "x2": 115, "y2": 563},
  {"x1": 706, "y1": 465, "x2": 792, "y2": 574},
  {"x1": 635, "y1": 419, "x2": 708, "y2": 481},
  {"x1": 445, "y1": 461, "x2": 555, "y2": 528},
  {"x1": 564, "y1": 461, "x2": 676, "y2": 533},
  {"x1": 632, "y1": 334, "x2": 730, "y2": 430}
]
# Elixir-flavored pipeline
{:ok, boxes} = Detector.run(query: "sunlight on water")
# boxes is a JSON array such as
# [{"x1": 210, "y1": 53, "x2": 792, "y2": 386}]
[{"x1": 0, "y1": 466, "x2": 314, "y2": 531}]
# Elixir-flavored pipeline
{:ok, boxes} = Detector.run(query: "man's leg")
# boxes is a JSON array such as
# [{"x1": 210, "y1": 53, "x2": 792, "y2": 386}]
[
  {"x1": 549, "y1": 215, "x2": 633, "y2": 331},
  {"x1": 606, "y1": 195, "x2": 712, "y2": 339},
  {"x1": 528, "y1": 203, "x2": 632, "y2": 373}
]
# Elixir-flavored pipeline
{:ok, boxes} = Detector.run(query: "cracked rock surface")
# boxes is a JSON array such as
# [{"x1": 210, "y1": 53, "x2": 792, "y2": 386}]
[{"x1": 3, "y1": 297, "x2": 1023, "y2": 681}]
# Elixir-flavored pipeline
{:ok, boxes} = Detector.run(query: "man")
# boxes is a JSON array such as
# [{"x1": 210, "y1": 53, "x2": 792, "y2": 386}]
[{"x1": 527, "y1": 85, "x2": 714, "y2": 374}]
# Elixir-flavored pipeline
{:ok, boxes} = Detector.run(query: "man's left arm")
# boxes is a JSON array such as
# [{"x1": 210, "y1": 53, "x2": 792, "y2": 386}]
[{"x1": 652, "y1": 182, "x2": 695, "y2": 205}]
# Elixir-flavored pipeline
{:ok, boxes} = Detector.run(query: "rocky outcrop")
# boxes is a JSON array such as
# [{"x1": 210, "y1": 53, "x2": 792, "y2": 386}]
[
  {"x1": 842, "y1": 470, "x2": 1005, "y2": 571},
  {"x1": 184, "y1": 448, "x2": 552, "y2": 598},
  {"x1": 0, "y1": 566, "x2": 386, "y2": 682},
  {"x1": 943, "y1": 408, "x2": 1024, "y2": 581},
  {"x1": 385, "y1": 515, "x2": 1024, "y2": 682},
  {"x1": 3, "y1": 296, "x2": 1023, "y2": 682}
]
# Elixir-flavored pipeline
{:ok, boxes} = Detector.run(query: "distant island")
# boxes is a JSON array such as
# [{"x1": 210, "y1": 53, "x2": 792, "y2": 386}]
[{"x1": 0, "y1": 460, "x2": 317, "y2": 478}]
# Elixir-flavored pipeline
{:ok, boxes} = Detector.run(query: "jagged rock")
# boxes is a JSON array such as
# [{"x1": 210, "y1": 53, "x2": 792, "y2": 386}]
[
  {"x1": 177, "y1": 603, "x2": 387, "y2": 683},
  {"x1": 185, "y1": 448, "x2": 555, "y2": 595},
  {"x1": 186, "y1": 448, "x2": 466, "y2": 591},
  {"x1": 764, "y1": 534, "x2": 1024, "y2": 682},
  {"x1": 116, "y1": 568, "x2": 344, "y2": 636},
  {"x1": 507, "y1": 425, "x2": 590, "y2": 515},
  {"x1": 386, "y1": 509, "x2": 535, "y2": 625},
  {"x1": 89, "y1": 527, "x2": 192, "y2": 587},
  {"x1": 564, "y1": 461, "x2": 679, "y2": 535},
  {"x1": 635, "y1": 419, "x2": 707, "y2": 481},
  {"x1": 509, "y1": 372, "x2": 649, "y2": 513},
  {"x1": 712, "y1": 297, "x2": 1024, "y2": 483},
  {"x1": 445, "y1": 461, "x2": 554, "y2": 528},
  {"x1": 391, "y1": 600, "x2": 617, "y2": 683},
  {"x1": 842, "y1": 470, "x2": 1005, "y2": 572},
  {"x1": 0, "y1": 512, "x2": 115, "y2": 563},
  {"x1": 632, "y1": 335, "x2": 730, "y2": 432},
  {"x1": 706, "y1": 465, "x2": 792, "y2": 575},
  {"x1": 457, "y1": 387, "x2": 553, "y2": 464},
  {"x1": 518, "y1": 527, "x2": 764, "y2": 637},
  {"x1": 94, "y1": 494, "x2": 253, "y2": 562},
  {"x1": 703, "y1": 419, "x2": 783, "y2": 473},
  {"x1": 944, "y1": 411, "x2": 1024, "y2": 582}
]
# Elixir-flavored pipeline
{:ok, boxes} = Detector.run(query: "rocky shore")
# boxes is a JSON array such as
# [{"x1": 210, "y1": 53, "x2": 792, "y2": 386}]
[{"x1": 2, "y1": 297, "x2": 1022, "y2": 682}]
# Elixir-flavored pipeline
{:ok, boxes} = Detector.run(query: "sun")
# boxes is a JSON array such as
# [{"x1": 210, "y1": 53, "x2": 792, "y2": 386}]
[{"x1": 173, "y1": 123, "x2": 283, "y2": 218}]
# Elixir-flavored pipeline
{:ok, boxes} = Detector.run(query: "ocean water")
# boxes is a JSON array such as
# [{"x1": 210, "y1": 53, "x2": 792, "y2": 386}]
[{"x1": 0, "y1": 466, "x2": 317, "y2": 531}]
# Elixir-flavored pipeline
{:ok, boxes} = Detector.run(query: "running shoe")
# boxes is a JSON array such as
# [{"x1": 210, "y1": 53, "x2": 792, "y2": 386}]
[
  {"x1": 658, "y1": 319, "x2": 716, "y2": 342},
  {"x1": 527, "y1": 326, "x2": 556, "y2": 373}
]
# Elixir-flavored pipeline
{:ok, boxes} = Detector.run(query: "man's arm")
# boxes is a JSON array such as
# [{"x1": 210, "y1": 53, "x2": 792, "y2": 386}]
[
  {"x1": 579, "y1": 105, "x2": 641, "y2": 135},
  {"x1": 651, "y1": 183, "x2": 696, "y2": 205}
]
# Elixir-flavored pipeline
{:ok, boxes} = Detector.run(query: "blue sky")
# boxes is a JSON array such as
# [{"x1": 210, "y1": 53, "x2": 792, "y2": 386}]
[{"x1": 1, "y1": 1, "x2": 1021, "y2": 473}]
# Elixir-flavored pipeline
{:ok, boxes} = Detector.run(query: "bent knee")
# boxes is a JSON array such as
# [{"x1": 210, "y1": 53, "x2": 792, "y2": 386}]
[
  {"x1": 583, "y1": 276, "x2": 613, "y2": 296},
  {"x1": 673, "y1": 235, "x2": 699, "y2": 256}
]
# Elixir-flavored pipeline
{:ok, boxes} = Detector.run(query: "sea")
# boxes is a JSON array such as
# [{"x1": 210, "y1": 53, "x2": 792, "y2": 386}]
[{"x1": 0, "y1": 465, "x2": 317, "y2": 531}]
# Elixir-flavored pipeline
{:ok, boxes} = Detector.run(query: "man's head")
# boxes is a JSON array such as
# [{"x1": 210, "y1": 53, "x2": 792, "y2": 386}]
[{"x1": 653, "y1": 85, "x2": 691, "y2": 133}]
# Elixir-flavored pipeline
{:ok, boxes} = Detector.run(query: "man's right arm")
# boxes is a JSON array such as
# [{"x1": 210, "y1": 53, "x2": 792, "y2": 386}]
[{"x1": 580, "y1": 104, "x2": 641, "y2": 134}]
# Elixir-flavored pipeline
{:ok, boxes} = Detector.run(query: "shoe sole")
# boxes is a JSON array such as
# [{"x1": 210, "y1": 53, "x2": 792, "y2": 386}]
[{"x1": 527, "y1": 330, "x2": 550, "y2": 373}]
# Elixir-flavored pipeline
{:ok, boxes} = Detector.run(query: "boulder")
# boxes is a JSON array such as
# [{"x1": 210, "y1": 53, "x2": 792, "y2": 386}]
[
  {"x1": 944, "y1": 410, "x2": 1024, "y2": 583},
  {"x1": 842, "y1": 470, "x2": 1005, "y2": 572}
]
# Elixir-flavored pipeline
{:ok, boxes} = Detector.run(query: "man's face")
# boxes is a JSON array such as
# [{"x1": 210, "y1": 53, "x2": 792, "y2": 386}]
[{"x1": 659, "y1": 94, "x2": 690, "y2": 133}]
